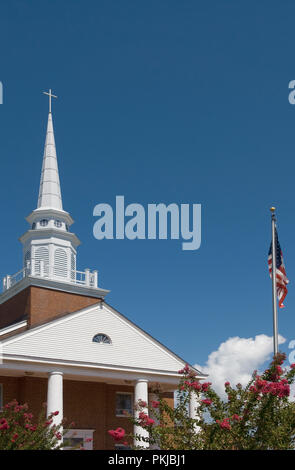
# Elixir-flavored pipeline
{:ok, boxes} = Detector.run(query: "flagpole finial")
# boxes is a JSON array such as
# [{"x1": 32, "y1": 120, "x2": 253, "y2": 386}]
[{"x1": 270, "y1": 207, "x2": 276, "y2": 213}]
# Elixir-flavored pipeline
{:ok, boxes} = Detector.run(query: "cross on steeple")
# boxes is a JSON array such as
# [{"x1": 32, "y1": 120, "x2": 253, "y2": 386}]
[{"x1": 43, "y1": 88, "x2": 57, "y2": 113}]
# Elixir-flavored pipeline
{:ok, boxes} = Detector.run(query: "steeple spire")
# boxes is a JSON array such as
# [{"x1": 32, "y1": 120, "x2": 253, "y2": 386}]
[
  {"x1": 37, "y1": 91, "x2": 62, "y2": 211},
  {"x1": 2, "y1": 89, "x2": 105, "y2": 296}
]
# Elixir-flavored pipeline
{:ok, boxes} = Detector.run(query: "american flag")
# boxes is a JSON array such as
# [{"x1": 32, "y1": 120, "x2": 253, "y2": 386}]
[{"x1": 268, "y1": 228, "x2": 289, "y2": 308}]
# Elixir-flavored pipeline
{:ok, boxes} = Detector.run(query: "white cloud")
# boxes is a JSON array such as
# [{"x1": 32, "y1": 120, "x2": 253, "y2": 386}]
[{"x1": 194, "y1": 334, "x2": 286, "y2": 397}]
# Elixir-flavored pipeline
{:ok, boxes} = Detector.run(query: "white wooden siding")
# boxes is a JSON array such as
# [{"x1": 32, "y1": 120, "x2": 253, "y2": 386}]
[{"x1": 2, "y1": 304, "x2": 185, "y2": 373}]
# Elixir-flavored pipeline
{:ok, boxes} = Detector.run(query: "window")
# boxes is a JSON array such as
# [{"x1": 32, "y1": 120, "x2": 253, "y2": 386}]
[
  {"x1": 63, "y1": 429, "x2": 94, "y2": 450},
  {"x1": 92, "y1": 333, "x2": 111, "y2": 344},
  {"x1": 54, "y1": 220, "x2": 62, "y2": 228},
  {"x1": 31, "y1": 223, "x2": 36, "y2": 230},
  {"x1": 40, "y1": 219, "x2": 48, "y2": 227},
  {"x1": 116, "y1": 393, "x2": 132, "y2": 417},
  {"x1": 0, "y1": 384, "x2": 3, "y2": 409}
]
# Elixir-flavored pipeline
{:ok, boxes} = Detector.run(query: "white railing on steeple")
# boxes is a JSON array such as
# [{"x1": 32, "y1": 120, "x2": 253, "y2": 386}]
[{"x1": 2, "y1": 260, "x2": 98, "y2": 292}]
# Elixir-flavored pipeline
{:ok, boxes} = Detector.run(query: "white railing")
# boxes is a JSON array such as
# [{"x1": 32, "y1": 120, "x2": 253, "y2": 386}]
[{"x1": 2, "y1": 261, "x2": 98, "y2": 292}]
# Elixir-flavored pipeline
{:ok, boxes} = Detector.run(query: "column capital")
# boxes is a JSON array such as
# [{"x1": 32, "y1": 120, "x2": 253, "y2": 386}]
[
  {"x1": 48, "y1": 370, "x2": 63, "y2": 377},
  {"x1": 135, "y1": 378, "x2": 149, "y2": 384}
]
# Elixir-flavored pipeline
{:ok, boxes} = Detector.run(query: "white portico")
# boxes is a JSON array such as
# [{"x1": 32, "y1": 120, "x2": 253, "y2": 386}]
[{"x1": 0, "y1": 298, "x2": 206, "y2": 448}]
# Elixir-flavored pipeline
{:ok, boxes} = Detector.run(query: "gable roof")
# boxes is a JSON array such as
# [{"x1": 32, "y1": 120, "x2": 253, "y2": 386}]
[{"x1": 1, "y1": 301, "x2": 205, "y2": 377}]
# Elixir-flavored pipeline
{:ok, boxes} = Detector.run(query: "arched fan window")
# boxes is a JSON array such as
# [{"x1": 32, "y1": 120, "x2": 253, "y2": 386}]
[
  {"x1": 92, "y1": 334, "x2": 112, "y2": 344},
  {"x1": 35, "y1": 247, "x2": 49, "y2": 275},
  {"x1": 54, "y1": 248, "x2": 68, "y2": 278}
]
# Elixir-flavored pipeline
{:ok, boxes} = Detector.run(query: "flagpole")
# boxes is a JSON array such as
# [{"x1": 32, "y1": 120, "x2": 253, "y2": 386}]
[{"x1": 270, "y1": 207, "x2": 278, "y2": 356}]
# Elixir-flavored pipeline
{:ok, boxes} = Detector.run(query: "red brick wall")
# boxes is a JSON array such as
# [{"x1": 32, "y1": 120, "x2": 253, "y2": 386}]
[
  {"x1": 28, "y1": 287, "x2": 102, "y2": 327},
  {"x1": 0, "y1": 289, "x2": 30, "y2": 329},
  {"x1": 0, "y1": 286, "x2": 102, "y2": 330},
  {"x1": 0, "y1": 376, "x2": 20, "y2": 404}
]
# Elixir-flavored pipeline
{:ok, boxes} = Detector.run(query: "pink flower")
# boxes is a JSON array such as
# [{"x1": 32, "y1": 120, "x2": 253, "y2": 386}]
[
  {"x1": 138, "y1": 400, "x2": 147, "y2": 408},
  {"x1": 44, "y1": 419, "x2": 53, "y2": 427},
  {"x1": 178, "y1": 364, "x2": 191, "y2": 374},
  {"x1": 151, "y1": 400, "x2": 160, "y2": 408},
  {"x1": 216, "y1": 418, "x2": 231, "y2": 430},
  {"x1": 201, "y1": 399, "x2": 212, "y2": 405},
  {"x1": 232, "y1": 414, "x2": 241, "y2": 421},
  {"x1": 0, "y1": 418, "x2": 9, "y2": 430},
  {"x1": 224, "y1": 381, "x2": 230, "y2": 387},
  {"x1": 138, "y1": 411, "x2": 155, "y2": 427},
  {"x1": 191, "y1": 381, "x2": 201, "y2": 391},
  {"x1": 201, "y1": 382, "x2": 212, "y2": 392},
  {"x1": 108, "y1": 427, "x2": 126, "y2": 442},
  {"x1": 290, "y1": 364, "x2": 295, "y2": 369}
]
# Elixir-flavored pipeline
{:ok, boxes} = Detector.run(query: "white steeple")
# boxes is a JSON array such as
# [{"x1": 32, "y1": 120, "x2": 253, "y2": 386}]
[
  {"x1": 37, "y1": 111, "x2": 63, "y2": 211},
  {"x1": 1, "y1": 90, "x2": 107, "y2": 297},
  {"x1": 19, "y1": 90, "x2": 82, "y2": 285}
]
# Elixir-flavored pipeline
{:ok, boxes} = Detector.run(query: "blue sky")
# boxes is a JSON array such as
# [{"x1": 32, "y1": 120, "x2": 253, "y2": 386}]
[{"x1": 0, "y1": 1, "x2": 295, "y2": 377}]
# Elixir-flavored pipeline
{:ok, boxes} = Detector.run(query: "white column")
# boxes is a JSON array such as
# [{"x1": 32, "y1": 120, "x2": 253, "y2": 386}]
[
  {"x1": 47, "y1": 371, "x2": 63, "y2": 434},
  {"x1": 189, "y1": 392, "x2": 200, "y2": 432},
  {"x1": 134, "y1": 379, "x2": 149, "y2": 448},
  {"x1": 92, "y1": 270, "x2": 98, "y2": 287},
  {"x1": 85, "y1": 268, "x2": 90, "y2": 286}
]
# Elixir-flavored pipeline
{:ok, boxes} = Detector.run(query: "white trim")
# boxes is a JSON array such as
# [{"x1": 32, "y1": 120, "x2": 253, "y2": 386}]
[
  {"x1": 19, "y1": 227, "x2": 80, "y2": 247},
  {"x1": 0, "y1": 321, "x2": 27, "y2": 337},
  {"x1": 0, "y1": 276, "x2": 109, "y2": 305},
  {"x1": 0, "y1": 354, "x2": 190, "y2": 379},
  {"x1": 0, "y1": 358, "x2": 196, "y2": 386},
  {"x1": 26, "y1": 209, "x2": 74, "y2": 227}
]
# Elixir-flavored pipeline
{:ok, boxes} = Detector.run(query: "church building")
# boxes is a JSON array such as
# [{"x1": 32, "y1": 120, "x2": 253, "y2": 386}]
[{"x1": 0, "y1": 92, "x2": 205, "y2": 450}]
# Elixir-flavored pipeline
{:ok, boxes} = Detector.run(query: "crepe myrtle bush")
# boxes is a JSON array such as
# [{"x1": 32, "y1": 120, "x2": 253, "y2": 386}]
[
  {"x1": 0, "y1": 399, "x2": 84, "y2": 450},
  {"x1": 108, "y1": 353, "x2": 295, "y2": 450}
]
